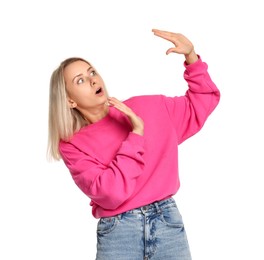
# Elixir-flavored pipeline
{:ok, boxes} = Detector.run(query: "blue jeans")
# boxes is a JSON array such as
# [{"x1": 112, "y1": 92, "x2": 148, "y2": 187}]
[{"x1": 96, "y1": 198, "x2": 192, "y2": 260}]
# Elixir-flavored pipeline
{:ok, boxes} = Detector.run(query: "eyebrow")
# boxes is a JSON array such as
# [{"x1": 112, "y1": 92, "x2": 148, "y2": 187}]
[{"x1": 72, "y1": 66, "x2": 93, "y2": 83}]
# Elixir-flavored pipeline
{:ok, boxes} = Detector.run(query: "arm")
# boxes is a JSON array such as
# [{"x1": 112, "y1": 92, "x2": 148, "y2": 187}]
[
  {"x1": 60, "y1": 101, "x2": 145, "y2": 210},
  {"x1": 164, "y1": 58, "x2": 220, "y2": 143},
  {"x1": 152, "y1": 29, "x2": 220, "y2": 143}
]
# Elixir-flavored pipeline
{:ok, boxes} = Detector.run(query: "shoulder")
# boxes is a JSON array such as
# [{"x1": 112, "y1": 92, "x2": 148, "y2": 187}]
[
  {"x1": 123, "y1": 95, "x2": 170, "y2": 117},
  {"x1": 124, "y1": 95, "x2": 165, "y2": 107},
  {"x1": 58, "y1": 125, "x2": 89, "y2": 153}
]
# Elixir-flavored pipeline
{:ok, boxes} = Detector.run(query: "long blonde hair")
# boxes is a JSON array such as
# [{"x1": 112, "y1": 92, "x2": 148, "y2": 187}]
[{"x1": 47, "y1": 57, "x2": 89, "y2": 161}]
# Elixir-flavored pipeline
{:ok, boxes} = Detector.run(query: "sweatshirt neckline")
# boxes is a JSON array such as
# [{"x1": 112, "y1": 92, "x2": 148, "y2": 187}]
[{"x1": 84, "y1": 106, "x2": 114, "y2": 130}]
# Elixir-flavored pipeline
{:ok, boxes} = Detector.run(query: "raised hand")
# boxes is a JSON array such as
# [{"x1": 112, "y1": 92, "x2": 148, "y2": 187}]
[
  {"x1": 152, "y1": 29, "x2": 198, "y2": 64},
  {"x1": 108, "y1": 97, "x2": 144, "y2": 136}
]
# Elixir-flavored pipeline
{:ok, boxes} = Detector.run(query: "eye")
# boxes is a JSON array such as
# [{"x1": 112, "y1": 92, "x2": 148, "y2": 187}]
[
  {"x1": 77, "y1": 78, "x2": 84, "y2": 84},
  {"x1": 90, "y1": 70, "x2": 96, "y2": 76}
]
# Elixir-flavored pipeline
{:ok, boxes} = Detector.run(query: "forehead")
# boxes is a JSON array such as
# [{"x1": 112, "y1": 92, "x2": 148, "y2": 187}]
[{"x1": 64, "y1": 60, "x2": 91, "y2": 79}]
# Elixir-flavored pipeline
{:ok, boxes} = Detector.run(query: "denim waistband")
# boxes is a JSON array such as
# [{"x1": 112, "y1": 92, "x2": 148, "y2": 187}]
[{"x1": 124, "y1": 197, "x2": 176, "y2": 215}]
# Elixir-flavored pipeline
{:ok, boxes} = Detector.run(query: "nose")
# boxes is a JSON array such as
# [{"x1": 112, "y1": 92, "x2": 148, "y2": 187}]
[{"x1": 90, "y1": 77, "x2": 97, "y2": 86}]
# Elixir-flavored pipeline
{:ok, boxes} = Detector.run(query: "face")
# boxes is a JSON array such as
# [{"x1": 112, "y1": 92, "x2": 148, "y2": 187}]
[{"x1": 63, "y1": 60, "x2": 107, "y2": 112}]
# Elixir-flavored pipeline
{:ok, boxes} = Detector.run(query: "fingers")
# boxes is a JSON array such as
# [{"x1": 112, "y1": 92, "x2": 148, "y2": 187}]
[
  {"x1": 152, "y1": 29, "x2": 180, "y2": 55},
  {"x1": 108, "y1": 97, "x2": 144, "y2": 135},
  {"x1": 152, "y1": 29, "x2": 177, "y2": 43},
  {"x1": 108, "y1": 97, "x2": 132, "y2": 115},
  {"x1": 166, "y1": 47, "x2": 178, "y2": 55},
  {"x1": 108, "y1": 97, "x2": 126, "y2": 111},
  {"x1": 152, "y1": 29, "x2": 174, "y2": 35},
  {"x1": 152, "y1": 29, "x2": 194, "y2": 56}
]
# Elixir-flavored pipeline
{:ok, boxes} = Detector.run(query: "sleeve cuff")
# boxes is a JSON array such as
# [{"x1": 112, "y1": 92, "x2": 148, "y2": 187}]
[{"x1": 126, "y1": 132, "x2": 145, "y2": 147}]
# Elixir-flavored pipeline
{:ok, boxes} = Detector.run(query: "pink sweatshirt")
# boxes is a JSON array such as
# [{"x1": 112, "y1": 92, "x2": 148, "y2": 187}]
[{"x1": 59, "y1": 57, "x2": 220, "y2": 218}]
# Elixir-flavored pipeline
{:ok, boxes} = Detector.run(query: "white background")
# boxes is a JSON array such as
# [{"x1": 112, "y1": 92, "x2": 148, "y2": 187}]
[{"x1": 1, "y1": 0, "x2": 263, "y2": 259}]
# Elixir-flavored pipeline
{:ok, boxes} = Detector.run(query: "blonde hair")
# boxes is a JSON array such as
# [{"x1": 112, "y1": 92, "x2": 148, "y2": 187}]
[{"x1": 47, "y1": 57, "x2": 89, "y2": 161}]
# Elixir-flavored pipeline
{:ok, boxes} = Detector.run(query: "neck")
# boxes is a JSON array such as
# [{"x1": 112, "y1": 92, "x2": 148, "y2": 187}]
[{"x1": 82, "y1": 103, "x2": 109, "y2": 124}]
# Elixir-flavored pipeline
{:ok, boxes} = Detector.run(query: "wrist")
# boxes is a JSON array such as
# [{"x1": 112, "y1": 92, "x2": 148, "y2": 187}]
[
  {"x1": 185, "y1": 50, "x2": 198, "y2": 64},
  {"x1": 132, "y1": 128, "x2": 144, "y2": 136}
]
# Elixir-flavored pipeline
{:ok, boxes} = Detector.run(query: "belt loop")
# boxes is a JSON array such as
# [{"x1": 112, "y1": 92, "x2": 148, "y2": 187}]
[
  {"x1": 140, "y1": 206, "x2": 147, "y2": 215},
  {"x1": 154, "y1": 202, "x2": 161, "y2": 214}
]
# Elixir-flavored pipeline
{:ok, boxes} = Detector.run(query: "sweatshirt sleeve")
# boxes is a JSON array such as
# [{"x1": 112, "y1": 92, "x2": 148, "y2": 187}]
[
  {"x1": 59, "y1": 132, "x2": 145, "y2": 210},
  {"x1": 164, "y1": 56, "x2": 220, "y2": 144}
]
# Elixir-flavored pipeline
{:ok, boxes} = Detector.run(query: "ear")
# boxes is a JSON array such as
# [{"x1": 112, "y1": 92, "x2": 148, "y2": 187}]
[{"x1": 67, "y1": 98, "x2": 77, "y2": 108}]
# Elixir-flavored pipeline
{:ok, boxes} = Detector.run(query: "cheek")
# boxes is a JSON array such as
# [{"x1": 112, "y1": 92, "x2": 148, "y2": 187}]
[
  {"x1": 74, "y1": 90, "x2": 96, "y2": 106},
  {"x1": 68, "y1": 85, "x2": 92, "y2": 99}
]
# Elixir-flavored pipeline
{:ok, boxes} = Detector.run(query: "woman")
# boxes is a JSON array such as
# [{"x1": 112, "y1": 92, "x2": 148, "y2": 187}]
[{"x1": 48, "y1": 29, "x2": 220, "y2": 260}]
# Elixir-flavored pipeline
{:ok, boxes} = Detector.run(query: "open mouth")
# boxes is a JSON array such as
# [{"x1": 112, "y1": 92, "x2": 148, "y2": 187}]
[{"x1": 95, "y1": 87, "x2": 103, "y2": 95}]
